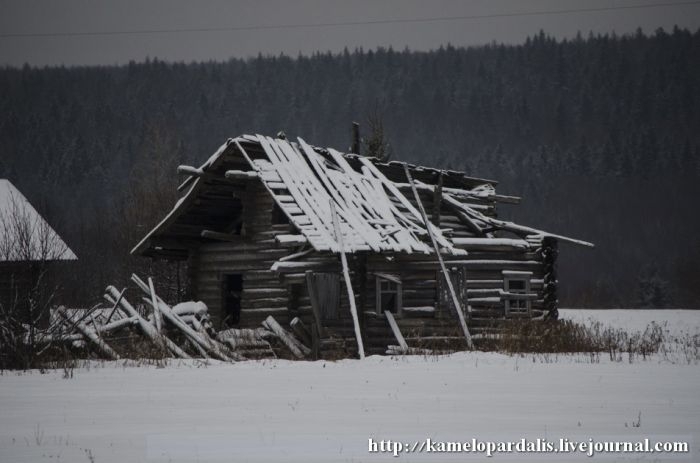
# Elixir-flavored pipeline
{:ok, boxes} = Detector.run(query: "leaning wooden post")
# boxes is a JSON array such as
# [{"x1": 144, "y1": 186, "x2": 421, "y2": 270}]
[
  {"x1": 104, "y1": 287, "x2": 127, "y2": 325},
  {"x1": 403, "y1": 164, "x2": 474, "y2": 349},
  {"x1": 330, "y1": 201, "x2": 365, "y2": 359},
  {"x1": 148, "y1": 277, "x2": 163, "y2": 333}
]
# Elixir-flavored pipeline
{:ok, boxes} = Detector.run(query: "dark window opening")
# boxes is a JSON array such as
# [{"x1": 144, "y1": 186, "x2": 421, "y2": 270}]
[
  {"x1": 225, "y1": 197, "x2": 244, "y2": 235},
  {"x1": 272, "y1": 203, "x2": 289, "y2": 225},
  {"x1": 222, "y1": 274, "x2": 243, "y2": 328},
  {"x1": 376, "y1": 275, "x2": 402, "y2": 314}
]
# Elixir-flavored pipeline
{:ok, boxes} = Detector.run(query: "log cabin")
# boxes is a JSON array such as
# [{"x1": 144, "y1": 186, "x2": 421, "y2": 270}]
[{"x1": 132, "y1": 135, "x2": 593, "y2": 358}]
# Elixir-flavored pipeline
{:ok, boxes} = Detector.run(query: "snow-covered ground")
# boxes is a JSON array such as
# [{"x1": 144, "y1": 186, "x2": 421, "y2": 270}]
[
  {"x1": 1, "y1": 309, "x2": 698, "y2": 462},
  {"x1": 560, "y1": 308, "x2": 700, "y2": 338}
]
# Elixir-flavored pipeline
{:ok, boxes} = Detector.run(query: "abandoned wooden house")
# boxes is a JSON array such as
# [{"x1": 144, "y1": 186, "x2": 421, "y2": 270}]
[
  {"x1": 132, "y1": 135, "x2": 593, "y2": 358},
  {"x1": 0, "y1": 179, "x2": 77, "y2": 322}
]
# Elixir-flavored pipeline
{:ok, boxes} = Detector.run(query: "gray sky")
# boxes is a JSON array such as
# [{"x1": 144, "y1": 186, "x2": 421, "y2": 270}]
[{"x1": 1, "y1": 0, "x2": 699, "y2": 67}]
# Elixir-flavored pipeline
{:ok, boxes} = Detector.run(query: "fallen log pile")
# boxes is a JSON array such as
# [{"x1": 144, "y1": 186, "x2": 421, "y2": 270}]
[{"x1": 31, "y1": 274, "x2": 314, "y2": 362}]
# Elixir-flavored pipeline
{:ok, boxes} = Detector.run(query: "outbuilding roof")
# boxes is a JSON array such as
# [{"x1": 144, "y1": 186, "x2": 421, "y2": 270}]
[{"x1": 0, "y1": 179, "x2": 77, "y2": 262}]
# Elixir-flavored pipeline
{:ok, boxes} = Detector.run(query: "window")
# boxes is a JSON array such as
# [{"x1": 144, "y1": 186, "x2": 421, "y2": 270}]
[
  {"x1": 503, "y1": 270, "x2": 532, "y2": 316},
  {"x1": 376, "y1": 273, "x2": 402, "y2": 315}
]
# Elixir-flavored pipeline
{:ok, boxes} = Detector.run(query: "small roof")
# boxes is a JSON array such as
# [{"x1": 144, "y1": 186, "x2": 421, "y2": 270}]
[
  {"x1": 132, "y1": 135, "x2": 593, "y2": 259},
  {"x1": 0, "y1": 179, "x2": 77, "y2": 262}
]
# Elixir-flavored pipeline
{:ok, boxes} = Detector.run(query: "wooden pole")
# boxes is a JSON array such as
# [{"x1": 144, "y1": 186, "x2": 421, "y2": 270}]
[
  {"x1": 148, "y1": 277, "x2": 163, "y2": 333},
  {"x1": 432, "y1": 171, "x2": 443, "y2": 227},
  {"x1": 385, "y1": 311, "x2": 408, "y2": 352},
  {"x1": 331, "y1": 201, "x2": 365, "y2": 359},
  {"x1": 403, "y1": 164, "x2": 474, "y2": 349},
  {"x1": 104, "y1": 287, "x2": 127, "y2": 325},
  {"x1": 351, "y1": 122, "x2": 360, "y2": 154}
]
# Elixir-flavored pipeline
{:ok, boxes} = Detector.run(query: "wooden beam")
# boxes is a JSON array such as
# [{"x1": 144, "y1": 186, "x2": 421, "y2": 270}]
[
  {"x1": 403, "y1": 164, "x2": 474, "y2": 350},
  {"x1": 331, "y1": 201, "x2": 365, "y2": 359},
  {"x1": 384, "y1": 311, "x2": 408, "y2": 352},
  {"x1": 451, "y1": 237, "x2": 530, "y2": 251},
  {"x1": 148, "y1": 277, "x2": 163, "y2": 334},
  {"x1": 177, "y1": 165, "x2": 204, "y2": 176},
  {"x1": 224, "y1": 170, "x2": 259, "y2": 180},
  {"x1": 275, "y1": 234, "x2": 308, "y2": 247}
]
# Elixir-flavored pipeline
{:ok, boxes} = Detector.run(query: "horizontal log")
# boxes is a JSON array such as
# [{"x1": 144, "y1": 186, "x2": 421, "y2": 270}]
[
  {"x1": 275, "y1": 234, "x2": 308, "y2": 247},
  {"x1": 225, "y1": 169, "x2": 259, "y2": 180},
  {"x1": 451, "y1": 237, "x2": 531, "y2": 251}
]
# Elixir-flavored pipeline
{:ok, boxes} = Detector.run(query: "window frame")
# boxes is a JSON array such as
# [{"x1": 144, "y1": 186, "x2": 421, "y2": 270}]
[
  {"x1": 503, "y1": 270, "x2": 532, "y2": 317},
  {"x1": 375, "y1": 273, "x2": 402, "y2": 316}
]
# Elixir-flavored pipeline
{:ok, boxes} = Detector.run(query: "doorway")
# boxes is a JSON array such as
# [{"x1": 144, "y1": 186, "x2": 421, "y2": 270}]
[{"x1": 222, "y1": 274, "x2": 243, "y2": 328}]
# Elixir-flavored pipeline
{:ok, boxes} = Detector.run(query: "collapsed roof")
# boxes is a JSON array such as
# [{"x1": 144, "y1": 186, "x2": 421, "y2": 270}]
[{"x1": 132, "y1": 135, "x2": 592, "y2": 259}]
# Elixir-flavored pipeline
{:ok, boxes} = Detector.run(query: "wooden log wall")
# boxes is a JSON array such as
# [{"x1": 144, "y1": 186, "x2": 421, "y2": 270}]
[
  {"x1": 183, "y1": 151, "x2": 553, "y2": 355},
  {"x1": 189, "y1": 181, "x2": 298, "y2": 328},
  {"x1": 287, "y1": 237, "x2": 552, "y2": 358},
  {"x1": 359, "y1": 237, "x2": 550, "y2": 353}
]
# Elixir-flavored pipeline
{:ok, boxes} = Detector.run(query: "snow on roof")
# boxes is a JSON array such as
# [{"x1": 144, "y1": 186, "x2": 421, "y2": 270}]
[
  {"x1": 252, "y1": 135, "x2": 461, "y2": 254},
  {"x1": 0, "y1": 179, "x2": 77, "y2": 262}
]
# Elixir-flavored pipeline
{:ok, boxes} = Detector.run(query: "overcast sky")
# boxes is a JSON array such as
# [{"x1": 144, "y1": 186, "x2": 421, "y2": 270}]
[{"x1": 1, "y1": 0, "x2": 699, "y2": 67}]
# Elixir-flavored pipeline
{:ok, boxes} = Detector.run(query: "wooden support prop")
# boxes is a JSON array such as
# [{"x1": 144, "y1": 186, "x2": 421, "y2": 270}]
[
  {"x1": 225, "y1": 169, "x2": 259, "y2": 180},
  {"x1": 105, "y1": 286, "x2": 191, "y2": 359},
  {"x1": 56, "y1": 307, "x2": 120, "y2": 360},
  {"x1": 330, "y1": 201, "x2": 365, "y2": 359},
  {"x1": 148, "y1": 277, "x2": 163, "y2": 333},
  {"x1": 263, "y1": 316, "x2": 310, "y2": 358},
  {"x1": 290, "y1": 317, "x2": 312, "y2": 347},
  {"x1": 403, "y1": 164, "x2": 474, "y2": 350},
  {"x1": 385, "y1": 311, "x2": 408, "y2": 352}
]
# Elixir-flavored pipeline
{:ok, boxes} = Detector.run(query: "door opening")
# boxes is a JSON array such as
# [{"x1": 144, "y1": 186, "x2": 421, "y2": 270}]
[{"x1": 222, "y1": 274, "x2": 243, "y2": 328}]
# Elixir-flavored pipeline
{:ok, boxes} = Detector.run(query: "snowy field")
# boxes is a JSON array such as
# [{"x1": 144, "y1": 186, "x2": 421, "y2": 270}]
[{"x1": 1, "y1": 309, "x2": 698, "y2": 462}]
